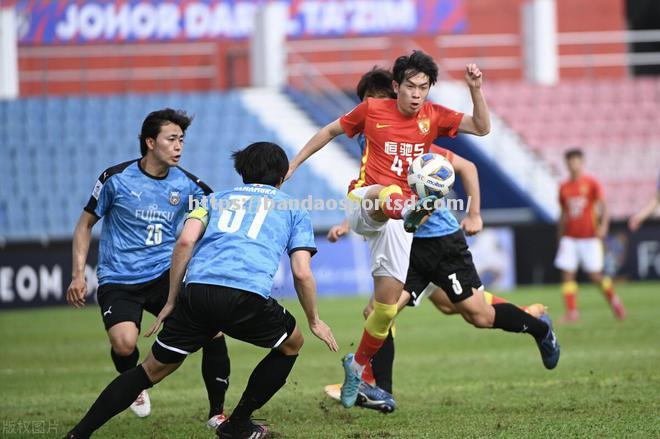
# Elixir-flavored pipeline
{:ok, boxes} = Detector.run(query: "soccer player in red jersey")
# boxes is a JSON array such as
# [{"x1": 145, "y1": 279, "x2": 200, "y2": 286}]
[
  {"x1": 323, "y1": 67, "x2": 546, "y2": 412},
  {"x1": 555, "y1": 148, "x2": 626, "y2": 322},
  {"x1": 288, "y1": 51, "x2": 490, "y2": 408}
]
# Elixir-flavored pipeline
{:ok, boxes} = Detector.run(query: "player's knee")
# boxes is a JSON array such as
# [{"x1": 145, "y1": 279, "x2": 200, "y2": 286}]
[
  {"x1": 365, "y1": 301, "x2": 398, "y2": 338},
  {"x1": 110, "y1": 336, "x2": 137, "y2": 356},
  {"x1": 279, "y1": 328, "x2": 304, "y2": 355}
]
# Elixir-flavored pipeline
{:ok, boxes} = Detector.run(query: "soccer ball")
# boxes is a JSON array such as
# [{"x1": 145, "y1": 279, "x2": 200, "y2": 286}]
[{"x1": 407, "y1": 153, "x2": 455, "y2": 198}]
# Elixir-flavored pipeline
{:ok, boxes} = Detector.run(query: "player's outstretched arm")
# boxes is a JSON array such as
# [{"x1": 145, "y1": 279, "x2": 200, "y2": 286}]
[
  {"x1": 286, "y1": 119, "x2": 345, "y2": 181},
  {"x1": 145, "y1": 213, "x2": 205, "y2": 337},
  {"x1": 66, "y1": 211, "x2": 98, "y2": 308},
  {"x1": 458, "y1": 64, "x2": 491, "y2": 136},
  {"x1": 290, "y1": 250, "x2": 339, "y2": 352},
  {"x1": 452, "y1": 154, "x2": 483, "y2": 236},
  {"x1": 326, "y1": 219, "x2": 350, "y2": 243},
  {"x1": 628, "y1": 191, "x2": 660, "y2": 231}
]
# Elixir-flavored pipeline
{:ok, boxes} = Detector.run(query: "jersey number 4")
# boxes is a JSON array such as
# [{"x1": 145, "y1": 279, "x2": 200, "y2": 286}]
[
  {"x1": 218, "y1": 195, "x2": 269, "y2": 239},
  {"x1": 390, "y1": 156, "x2": 413, "y2": 176}
]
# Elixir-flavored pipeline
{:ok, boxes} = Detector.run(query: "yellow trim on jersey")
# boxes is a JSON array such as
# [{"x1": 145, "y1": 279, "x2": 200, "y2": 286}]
[
  {"x1": 348, "y1": 191, "x2": 363, "y2": 202},
  {"x1": 378, "y1": 185, "x2": 402, "y2": 205},
  {"x1": 354, "y1": 138, "x2": 370, "y2": 189},
  {"x1": 187, "y1": 207, "x2": 209, "y2": 228}
]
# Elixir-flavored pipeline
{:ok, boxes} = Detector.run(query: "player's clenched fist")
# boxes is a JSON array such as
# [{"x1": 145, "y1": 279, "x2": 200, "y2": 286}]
[{"x1": 465, "y1": 63, "x2": 483, "y2": 89}]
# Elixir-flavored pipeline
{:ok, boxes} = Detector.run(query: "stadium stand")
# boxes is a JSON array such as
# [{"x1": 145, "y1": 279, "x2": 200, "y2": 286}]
[
  {"x1": 486, "y1": 78, "x2": 660, "y2": 219},
  {"x1": 0, "y1": 92, "x2": 345, "y2": 240}
]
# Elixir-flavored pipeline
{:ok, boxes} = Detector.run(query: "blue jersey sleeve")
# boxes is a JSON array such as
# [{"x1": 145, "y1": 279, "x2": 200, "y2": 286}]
[
  {"x1": 84, "y1": 173, "x2": 115, "y2": 218},
  {"x1": 287, "y1": 209, "x2": 317, "y2": 256}
]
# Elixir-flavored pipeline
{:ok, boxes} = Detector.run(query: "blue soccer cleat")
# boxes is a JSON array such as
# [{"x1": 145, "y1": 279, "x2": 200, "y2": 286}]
[
  {"x1": 536, "y1": 314, "x2": 560, "y2": 369},
  {"x1": 403, "y1": 195, "x2": 438, "y2": 233},
  {"x1": 357, "y1": 382, "x2": 397, "y2": 414},
  {"x1": 340, "y1": 354, "x2": 363, "y2": 408}
]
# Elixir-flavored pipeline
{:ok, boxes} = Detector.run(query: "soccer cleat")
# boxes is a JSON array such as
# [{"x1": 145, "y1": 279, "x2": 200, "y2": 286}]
[
  {"x1": 129, "y1": 389, "x2": 151, "y2": 418},
  {"x1": 536, "y1": 314, "x2": 560, "y2": 370},
  {"x1": 610, "y1": 296, "x2": 627, "y2": 320},
  {"x1": 523, "y1": 303, "x2": 546, "y2": 319},
  {"x1": 340, "y1": 353, "x2": 363, "y2": 408},
  {"x1": 356, "y1": 382, "x2": 396, "y2": 414},
  {"x1": 216, "y1": 418, "x2": 269, "y2": 439},
  {"x1": 207, "y1": 413, "x2": 227, "y2": 429},
  {"x1": 403, "y1": 195, "x2": 438, "y2": 233}
]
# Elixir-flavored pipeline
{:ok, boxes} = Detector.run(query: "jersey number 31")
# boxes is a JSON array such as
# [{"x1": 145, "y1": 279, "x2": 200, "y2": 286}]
[{"x1": 217, "y1": 195, "x2": 269, "y2": 239}]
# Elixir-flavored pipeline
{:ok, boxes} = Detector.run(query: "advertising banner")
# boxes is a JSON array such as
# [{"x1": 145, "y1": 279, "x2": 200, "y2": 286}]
[{"x1": 14, "y1": 0, "x2": 466, "y2": 45}]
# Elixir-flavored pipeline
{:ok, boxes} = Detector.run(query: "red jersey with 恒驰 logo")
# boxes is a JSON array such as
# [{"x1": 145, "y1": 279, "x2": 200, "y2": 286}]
[
  {"x1": 339, "y1": 98, "x2": 463, "y2": 197},
  {"x1": 559, "y1": 174, "x2": 604, "y2": 238}
]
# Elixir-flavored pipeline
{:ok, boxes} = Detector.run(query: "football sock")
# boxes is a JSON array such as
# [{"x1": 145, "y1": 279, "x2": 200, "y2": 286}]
[
  {"x1": 69, "y1": 365, "x2": 153, "y2": 437},
  {"x1": 492, "y1": 303, "x2": 549, "y2": 341},
  {"x1": 110, "y1": 347, "x2": 139, "y2": 373},
  {"x1": 600, "y1": 276, "x2": 616, "y2": 302},
  {"x1": 354, "y1": 301, "x2": 397, "y2": 366},
  {"x1": 361, "y1": 360, "x2": 376, "y2": 386},
  {"x1": 202, "y1": 335, "x2": 230, "y2": 418},
  {"x1": 561, "y1": 281, "x2": 578, "y2": 313},
  {"x1": 484, "y1": 291, "x2": 509, "y2": 305},
  {"x1": 371, "y1": 329, "x2": 395, "y2": 394},
  {"x1": 230, "y1": 350, "x2": 297, "y2": 423},
  {"x1": 378, "y1": 185, "x2": 406, "y2": 220}
]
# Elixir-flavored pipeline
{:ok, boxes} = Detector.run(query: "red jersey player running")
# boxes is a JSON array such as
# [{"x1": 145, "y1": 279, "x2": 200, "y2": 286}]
[
  {"x1": 555, "y1": 148, "x2": 626, "y2": 322},
  {"x1": 287, "y1": 51, "x2": 490, "y2": 408}
]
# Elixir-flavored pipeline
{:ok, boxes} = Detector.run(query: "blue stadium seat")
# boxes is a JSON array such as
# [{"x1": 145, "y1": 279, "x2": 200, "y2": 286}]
[{"x1": 1, "y1": 91, "x2": 346, "y2": 239}]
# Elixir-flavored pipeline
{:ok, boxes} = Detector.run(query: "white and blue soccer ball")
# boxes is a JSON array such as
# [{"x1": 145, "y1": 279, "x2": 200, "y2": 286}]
[{"x1": 407, "y1": 153, "x2": 455, "y2": 198}]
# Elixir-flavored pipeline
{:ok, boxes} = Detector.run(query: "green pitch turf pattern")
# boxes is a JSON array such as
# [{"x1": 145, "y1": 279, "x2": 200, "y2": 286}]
[{"x1": 1, "y1": 283, "x2": 659, "y2": 438}]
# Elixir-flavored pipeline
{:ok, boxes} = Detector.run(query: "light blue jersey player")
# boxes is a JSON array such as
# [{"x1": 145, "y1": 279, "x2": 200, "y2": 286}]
[
  {"x1": 185, "y1": 184, "x2": 316, "y2": 297},
  {"x1": 65, "y1": 142, "x2": 338, "y2": 439},
  {"x1": 85, "y1": 159, "x2": 210, "y2": 285},
  {"x1": 65, "y1": 109, "x2": 230, "y2": 426}
]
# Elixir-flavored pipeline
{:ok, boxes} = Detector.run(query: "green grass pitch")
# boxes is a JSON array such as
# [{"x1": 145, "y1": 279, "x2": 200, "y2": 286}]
[{"x1": 1, "y1": 283, "x2": 659, "y2": 438}]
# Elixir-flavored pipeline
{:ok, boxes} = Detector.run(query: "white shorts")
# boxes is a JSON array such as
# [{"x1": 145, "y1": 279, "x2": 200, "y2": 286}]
[
  {"x1": 554, "y1": 236, "x2": 604, "y2": 273},
  {"x1": 347, "y1": 186, "x2": 412, "y2": 283}
]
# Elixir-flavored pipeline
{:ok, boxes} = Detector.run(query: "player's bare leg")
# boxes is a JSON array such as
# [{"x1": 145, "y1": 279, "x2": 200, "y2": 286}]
[
  {"x1": 560, "y1": 270, "x2": 579, "y2": 323},
  {"x1": 397, "y1": 286, "x2": 546, "y2": 318},
  {"x1": 107, "y1": 322, "x2": 151, "y2": 417},
  {"x1": 587, "y1": 272, "x2": 626, "y2": 320}
]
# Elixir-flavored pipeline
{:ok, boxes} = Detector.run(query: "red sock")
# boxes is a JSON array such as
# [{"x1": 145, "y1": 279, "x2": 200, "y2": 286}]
[
  {"x1": 565, "y1": 294, "x2": 577, "y2": 312},
  {"x1": 561, "y1": 281, "x2": 578, "y2": 313},
  {"x1": 361, "y1": 361, "x2": 376, "y2": 385},
  {"x1": 380, "y1": 192, "x2": 406, "y2": 220},
  {"x1": 490, "y1": 294, "x2": 508, "y2": 305},
  {"x1": 354, "y1": 330, "x2": 386, "y2": 367}
]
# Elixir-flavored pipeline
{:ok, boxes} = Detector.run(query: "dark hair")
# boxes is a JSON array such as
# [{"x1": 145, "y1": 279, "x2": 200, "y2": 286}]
[
  {"x1": 356, "y1": 67, "x2": 397, "y2": 100},
  {"x1": 232, "y1": 142, "x2": 289, "y2": 186},
  {"x1": 392, "y1": 50, "x2": 438, "y2": 86},
  {"x1": 139, "y1": 108, "x2": 193, "y2": 156},
  {"x1": 564, "y1": 148, "x2": 583, "y2": 160}
]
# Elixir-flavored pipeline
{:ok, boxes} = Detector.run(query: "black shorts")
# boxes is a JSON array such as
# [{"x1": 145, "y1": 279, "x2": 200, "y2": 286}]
[
  {"x1": 97, "y1": 270, "x2": 169, "y2": 331},
  {"x1": 153, "y1": 283, "x2": 297, "y2": 364},
  {"x1": 404, "y1": 231, "x2": 483, "y2": 304}
]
